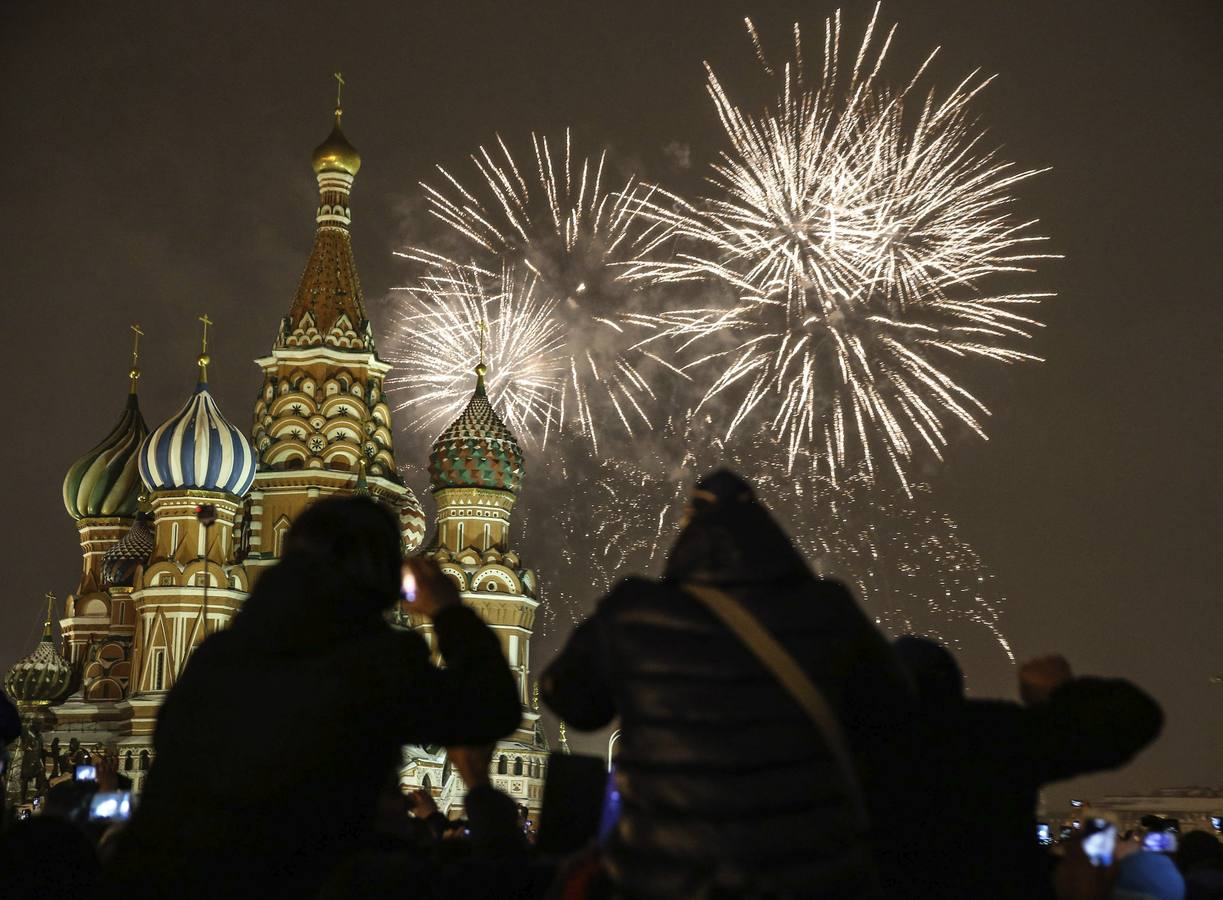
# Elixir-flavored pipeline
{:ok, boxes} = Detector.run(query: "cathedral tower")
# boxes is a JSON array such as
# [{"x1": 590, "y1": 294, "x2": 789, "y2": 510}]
[
  {"x1": 402, "y1": 363, "x2": 548, "y2": 816},
  {"x1": 122, "y1": 331, "x2": 256, "y2": 768},
  {"x1": 246, "y1": 93, "x2": 425, "y2": 572},
  {"x1": 60, "y1": 331, "x2": 149, "y2": 674},
  {"x1": 3, "y1": 596, "x2": 73, "y2": 808}
]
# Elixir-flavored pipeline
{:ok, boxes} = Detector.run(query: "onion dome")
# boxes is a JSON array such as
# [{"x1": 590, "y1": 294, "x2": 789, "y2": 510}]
[
  {"x1": 101, "y1": 509, "x2": 155, "y2": 588},
  {"x1": 428, "y1": 364, "x2": 524, "y2": 493},
  {"x1": 312, "y1": 116, "x2": 361, "y2": 176},
  {"x1": 63, "y1": 389, "x2": 149, "y2": 520},
  {"x1": 4, "y1": 598, "x2": 72, "y2": 707},
  {"x1": 139, "y1": 347, "x2": 257, "y2": 497}
]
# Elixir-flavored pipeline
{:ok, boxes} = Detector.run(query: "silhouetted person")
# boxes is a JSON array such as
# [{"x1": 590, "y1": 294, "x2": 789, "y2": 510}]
[
  {"x1": 104, "y1": 496, "x2": 521, "y2": 899},
  {"x1": 894, "y1": 635, "x2": 1163, "y2": 900},
  {"x1": 1178, "y1": 831, "x2": 1223, "y2": 900},
  {"x1": 0, "y1": 815, "x2": 100, "y2": 897},
  {"x1": 542, "y1": 470, "x2": 915, "y2": 898}
]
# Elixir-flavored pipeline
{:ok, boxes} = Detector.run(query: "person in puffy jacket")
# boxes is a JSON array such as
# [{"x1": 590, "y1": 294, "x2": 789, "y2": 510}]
[{"x1": 542, "y1": 469, "x2": 917, "y2": 898}]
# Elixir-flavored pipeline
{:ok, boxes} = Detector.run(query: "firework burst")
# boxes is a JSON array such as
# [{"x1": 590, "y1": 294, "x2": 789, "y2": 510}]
[
  {"x1": 629, "y1": 6, "x2": 1055, "y2": 488},
  {"x1": 384, "y1": 263, "x2": 567, "y2": 440},
  {"x1": 396, "y1": 130, "x2": 677, "y2": 451}
]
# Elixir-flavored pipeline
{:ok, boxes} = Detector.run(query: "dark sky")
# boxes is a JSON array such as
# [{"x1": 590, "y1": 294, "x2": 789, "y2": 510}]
[{"x1": 2, "y1": 1, "x2": 1220, "y2": 804}]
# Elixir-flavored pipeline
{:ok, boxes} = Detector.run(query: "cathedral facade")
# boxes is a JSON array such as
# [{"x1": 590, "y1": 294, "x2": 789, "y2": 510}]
[{"x1": 3, "y1": 100, "x2": 547, "y2": 817}]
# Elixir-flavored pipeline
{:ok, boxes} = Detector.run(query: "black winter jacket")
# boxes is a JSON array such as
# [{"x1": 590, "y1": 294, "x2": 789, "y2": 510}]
[
  {"x1": 104, "y1": 553, "x2": 521, "y2": 899},
  {"x1": 908, "y1": 678, "x2": 1163, "y2": 899},
  {"x1": 542, "y1": 497, "x2": 916, "y2": 898}
]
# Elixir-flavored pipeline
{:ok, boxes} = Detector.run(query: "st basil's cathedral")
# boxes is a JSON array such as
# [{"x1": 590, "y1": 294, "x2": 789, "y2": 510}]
[{"x1": 3, "y1": 96, "x2": 552, "y2": 818}]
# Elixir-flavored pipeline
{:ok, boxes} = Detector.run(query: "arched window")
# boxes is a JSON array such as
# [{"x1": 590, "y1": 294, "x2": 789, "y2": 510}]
[
  {"x1": 139, "y1": 750, "x2": 150, "y2": 771},
  {"x1": 513, "y1": 756, "x2": 523, "y2": 776},
  {"x1": 497, "y1": 754, "x2": 508, "y2": 775},
  {"x1": 421, "y1": 774, "x2": 432, "y2": 793},
  {"x1": 124, "y1": 750, "x2": 133, "y2": 772}
]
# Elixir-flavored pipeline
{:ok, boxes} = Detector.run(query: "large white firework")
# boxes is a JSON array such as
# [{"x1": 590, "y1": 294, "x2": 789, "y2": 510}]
[
  {"x1": 384, "y1": 264, "x2": 567, "y2": 441},
  {"x1": 628, "y1": 6, "x2": 1055, "y2": 487},
  {"x1": 396, "y1": 130, "x2": 675, "y2": 452}
]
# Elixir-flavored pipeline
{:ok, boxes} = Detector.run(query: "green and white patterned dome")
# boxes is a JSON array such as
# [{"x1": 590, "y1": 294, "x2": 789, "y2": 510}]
[
  {"x1": 428, "y1": 364, "x2": 523, "y2": 494},
  {"x1": 63, "y1": 391, "x2": 149, "y2": 520}
]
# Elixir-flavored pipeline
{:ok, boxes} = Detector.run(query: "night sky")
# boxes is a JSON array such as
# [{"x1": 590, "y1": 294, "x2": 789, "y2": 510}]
[{"x1": 2, "y1": 1, "x2": 1220, "y2": 805}]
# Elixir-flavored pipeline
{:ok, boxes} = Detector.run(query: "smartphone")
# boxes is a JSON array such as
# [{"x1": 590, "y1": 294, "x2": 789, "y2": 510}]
[
  {"x1": 89, "y1": 791, "x2": 133, "y2": 822},
  {"x1": 1210, "y1": 816, "x2": 1221, "y2": 833},
  {"x1": 74, "y1": 764, "x2": 98, "y2": 782},
  {"x1": 401, "y1": 568, "x2": 417, "y2": 603},
  {"x1": 597, "y1": 764, "x2": 622, "y2": 844},
  {"x1": 1082, "y1": 818, "x2": 1116, "y2": 867},
  {"x1": 1036, "y1": 823, "x2": 1052, "y2": 846},
  {"x1": 1143, "y1": 830, "x2": 1177, "y2": 853}
]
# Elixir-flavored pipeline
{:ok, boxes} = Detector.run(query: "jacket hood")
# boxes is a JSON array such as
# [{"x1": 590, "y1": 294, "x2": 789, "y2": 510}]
[{"x1": 664, "y1": 469, "x2": 813, "y2": 586}]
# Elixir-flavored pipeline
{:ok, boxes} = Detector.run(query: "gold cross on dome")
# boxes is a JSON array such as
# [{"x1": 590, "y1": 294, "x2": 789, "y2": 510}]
[
  {"x1": 43, "y1": 592, "x2": 56, "y2": 627},
  {"x1": 478, "y1": 319, "x2": 487, "y2": 366},
  {"x1": 129, "y1": 323, "x2": 144, "y2": 391},
  {"x1": 199, "y1": 314, "x2": 213, "y2": 354},
  {"x1": 334, "y1": 71, "x2": 345, "y2": 119},
  {"x1": 130, "y1": 324, "x2": 143, "y2": 366}
]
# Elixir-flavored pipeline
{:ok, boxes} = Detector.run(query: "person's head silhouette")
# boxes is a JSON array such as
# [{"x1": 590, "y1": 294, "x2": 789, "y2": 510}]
[{"x1": 284, "y1": 495, "x2": 403, "y2": 613}]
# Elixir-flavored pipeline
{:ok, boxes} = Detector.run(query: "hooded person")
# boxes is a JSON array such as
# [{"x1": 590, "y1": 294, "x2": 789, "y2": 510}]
[
  {"x1": 893, "y1": 635, "x2": 1164, "y2": 900},
  {"x1": 541, "y1": 469, "x2": 917, "y2": 898},
  {"x1": 103, "y1": 496, "x2": 521, "y2": 899}
]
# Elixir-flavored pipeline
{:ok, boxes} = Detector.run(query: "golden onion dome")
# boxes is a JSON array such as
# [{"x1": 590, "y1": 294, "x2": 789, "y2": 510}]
[{"x1": 311, "y1": 114, "x2": 361, "y2": 176}]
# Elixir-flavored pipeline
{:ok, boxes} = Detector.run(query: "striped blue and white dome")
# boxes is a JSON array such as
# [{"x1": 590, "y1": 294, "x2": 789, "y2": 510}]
[{"x1": 139, "y1": 382, "x2": 256, "y2": 496}]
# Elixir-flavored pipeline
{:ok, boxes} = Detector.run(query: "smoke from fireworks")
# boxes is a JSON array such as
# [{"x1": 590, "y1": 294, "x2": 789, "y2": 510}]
[
  {"x1": 628, "y1": 6, "x2": 1055, "y2": 488},
  {"x1": 525, "y1": 439, "x2": 1011, "y2": 661},
  {"x1": 394, "y1": 131, "x2": 675, "y2": 452}
]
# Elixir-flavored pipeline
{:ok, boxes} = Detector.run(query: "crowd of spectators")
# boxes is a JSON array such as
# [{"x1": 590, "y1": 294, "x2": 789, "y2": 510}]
[{"x1": 1, "y1": 478, "x2": 1216, "y2": 899}]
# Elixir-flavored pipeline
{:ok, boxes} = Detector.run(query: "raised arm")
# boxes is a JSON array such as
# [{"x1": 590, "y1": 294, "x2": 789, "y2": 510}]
[
  {"x1": 1018, "y1": 656, "x2": 1164, "y2": 785},
  {"x1": 397, "y1": 560, "x2": 522, "y2": 747}
]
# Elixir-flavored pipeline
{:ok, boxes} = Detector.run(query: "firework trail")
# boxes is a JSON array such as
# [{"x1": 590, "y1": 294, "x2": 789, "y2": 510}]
[
  {"x1": 395, "y1": 130, "x2": 675, "y2": 452},
  {"x1": 628, "y1": 6, "x2": 1055, "y2": 489},
  {"x1": 384, "y1": 263, "x2": 567, "y2": 441}
]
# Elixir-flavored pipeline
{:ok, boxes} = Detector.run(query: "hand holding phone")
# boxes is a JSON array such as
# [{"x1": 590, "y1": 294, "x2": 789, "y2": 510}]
[
  {"x1": 1082, "y1": 819, "x2": 1116, "y2": 867},
  {"x1": 89, "y1": 791, "x2": 133, "y2": 821},
  {"x1": 1142, "y1": 831, "x2": 1177, "y2": 853},
  {"x1": 401, "y1": 559, "x2": 460, "y2": 619}
]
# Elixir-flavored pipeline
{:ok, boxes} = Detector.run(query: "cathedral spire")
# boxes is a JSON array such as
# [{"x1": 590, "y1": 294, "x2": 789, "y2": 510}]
[{"x1": 277, "y1": 77, "x2": 370, "y2": 353}]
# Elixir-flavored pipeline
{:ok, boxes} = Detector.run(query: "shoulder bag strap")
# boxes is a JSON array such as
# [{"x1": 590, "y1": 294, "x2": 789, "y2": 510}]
[{"x1": 683, "y1": 582, "x2": 869, "y2": 829}]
